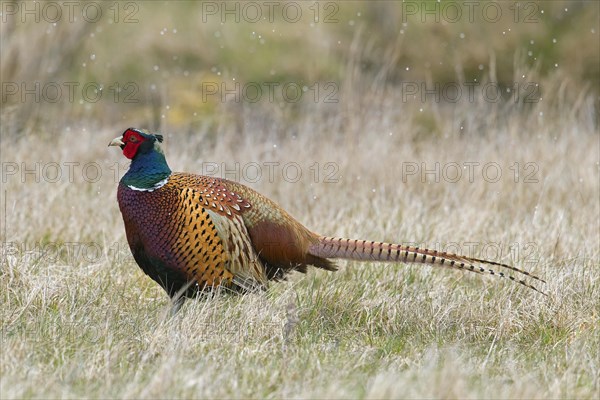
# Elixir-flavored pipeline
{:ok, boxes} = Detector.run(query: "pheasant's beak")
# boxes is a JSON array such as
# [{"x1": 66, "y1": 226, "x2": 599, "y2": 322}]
[{"x1": 108, "y1": 136, "x2": 125, "y2": 147}]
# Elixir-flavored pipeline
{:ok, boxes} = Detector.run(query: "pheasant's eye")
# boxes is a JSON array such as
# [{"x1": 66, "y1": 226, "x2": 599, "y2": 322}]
[{"x1": 129, "y1": 135, "x2": 138, "y2": 142}]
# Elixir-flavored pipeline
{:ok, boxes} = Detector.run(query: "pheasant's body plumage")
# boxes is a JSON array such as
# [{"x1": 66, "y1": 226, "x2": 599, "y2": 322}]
[
  {"x1": 118, "y1": 173, "x2": 335, "y2": 297},
  {"x1": 110, "y1": 128, "x2": 545, "y2": 310}
]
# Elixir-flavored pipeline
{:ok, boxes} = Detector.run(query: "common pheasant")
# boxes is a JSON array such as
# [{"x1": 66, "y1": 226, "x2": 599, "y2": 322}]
[{"x1": 110, "y1": 128, "x2": 545, "y2": 311}]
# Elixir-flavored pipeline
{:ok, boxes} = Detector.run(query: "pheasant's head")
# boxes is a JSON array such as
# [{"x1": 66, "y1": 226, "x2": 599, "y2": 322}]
[
  {"x1": 109, "y1": 128, "x2": 171, "y2": 189},
  {"x1": 109, "y1": 128, "x2": 164, "y2": 160}
]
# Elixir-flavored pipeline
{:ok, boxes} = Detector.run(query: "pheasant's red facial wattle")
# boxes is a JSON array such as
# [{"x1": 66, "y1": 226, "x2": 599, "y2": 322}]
[{"x1": 122, "y1": 129, "x2": 146, "y2": 159}]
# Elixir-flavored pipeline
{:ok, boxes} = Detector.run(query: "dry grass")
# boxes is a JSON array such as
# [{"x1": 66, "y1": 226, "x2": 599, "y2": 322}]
[
  {"x1": 1, "y1": 1, "x2": 599, "y2": 398},
  {"x1": 1, "y1": 77, "x2": 598, "y2": 398}
]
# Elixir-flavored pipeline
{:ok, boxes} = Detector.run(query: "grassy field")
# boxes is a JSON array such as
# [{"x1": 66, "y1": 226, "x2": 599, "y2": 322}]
[{"x1": 1, "y1": 1, "x2": 599, "y2": 399}]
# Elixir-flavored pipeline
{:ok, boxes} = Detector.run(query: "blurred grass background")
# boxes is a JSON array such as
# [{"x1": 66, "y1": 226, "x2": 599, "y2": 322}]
[{"x1": 1, "y1": 0, "x2": 598, "y2": 135}]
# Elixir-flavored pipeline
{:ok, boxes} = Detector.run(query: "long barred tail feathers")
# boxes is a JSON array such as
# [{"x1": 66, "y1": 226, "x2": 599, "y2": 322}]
[{"x1": 308, "y1": 236, "x2": 546, "y2": 295}]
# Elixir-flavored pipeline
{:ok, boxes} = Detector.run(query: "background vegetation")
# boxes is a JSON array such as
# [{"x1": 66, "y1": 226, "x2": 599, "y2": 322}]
[{"x1": 1, "y1": 1, "x2": 599, "y2": 398}]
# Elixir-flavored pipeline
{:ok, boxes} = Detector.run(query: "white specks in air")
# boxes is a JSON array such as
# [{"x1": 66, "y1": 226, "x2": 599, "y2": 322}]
[
  {"x1": 90, "y1": 54, "x2": 96, "y2": 61},
  {"x1": 405, "y1": 67, "x2": 410, "y2": 71},
  {"x1": 478, "y1": 64, "x2": 484, "y2": 70},
  {"x1": 554, "y1": 63, "x2": 559, "y2": 68},
  {"x1": 552, "y1": 38, "x2": 557, "y2": 43},
  {"x1": 530, "y1": 40, "x2": 535, "y2": 45},
  {"x1": 153, "y1": 65, "x2": 159, "y2": 71},
  {"x1": 459, "y1": 33, "x2": 465, "y2": 39}
]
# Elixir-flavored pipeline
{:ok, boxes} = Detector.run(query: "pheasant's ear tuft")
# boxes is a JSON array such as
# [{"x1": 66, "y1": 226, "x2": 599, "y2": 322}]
[{"x1": 155, "y1": 134, "x2": 164, "y2": 143}]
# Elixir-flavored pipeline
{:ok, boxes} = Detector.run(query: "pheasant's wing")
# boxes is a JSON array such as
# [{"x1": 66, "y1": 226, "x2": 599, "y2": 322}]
[
  {"x1": 195, "y1": 175, "x2": 337, "y2": 276},
  {"x1": 176, "y1": 174, "x2": 252, "y2": 217},
  {"x1": 172, "y1": 174, "x2": 268, "y2": 290}
]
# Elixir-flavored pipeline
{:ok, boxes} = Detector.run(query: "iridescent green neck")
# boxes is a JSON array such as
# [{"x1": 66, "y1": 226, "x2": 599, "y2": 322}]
[{"x1": 121, "y1": 146, "x2": 172, "y2": 190}]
